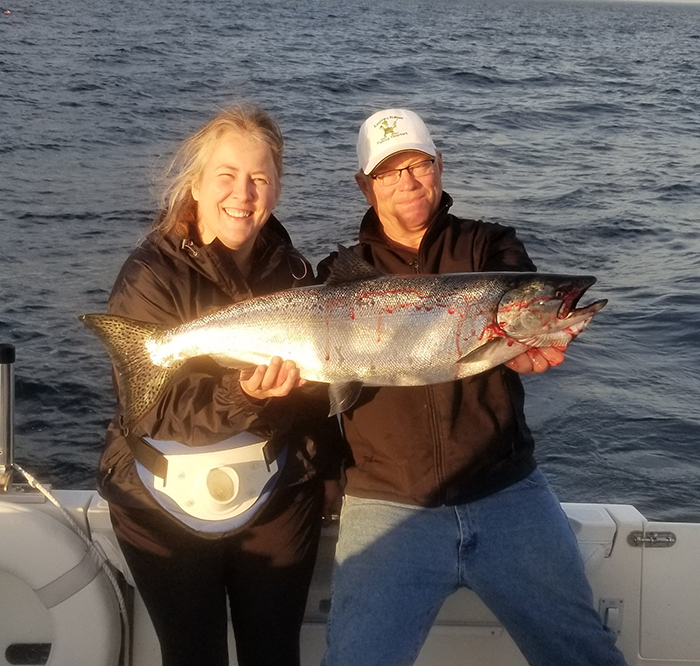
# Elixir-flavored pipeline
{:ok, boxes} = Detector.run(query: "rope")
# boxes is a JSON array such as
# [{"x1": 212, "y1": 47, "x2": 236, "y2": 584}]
[{"x1": 12, "y1": 463, "x2": 131, "y2": 665}]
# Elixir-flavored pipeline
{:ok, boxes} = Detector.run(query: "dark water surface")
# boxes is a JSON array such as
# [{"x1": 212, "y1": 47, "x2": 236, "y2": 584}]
[{"x1": 1, "y1": 0, "x2": 699, "y2": 520}]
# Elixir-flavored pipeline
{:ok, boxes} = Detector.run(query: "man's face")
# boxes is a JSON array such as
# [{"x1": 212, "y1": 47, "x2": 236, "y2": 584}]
[{"x1": 356, "y1": 150, "x2": 443, "y2": 248}]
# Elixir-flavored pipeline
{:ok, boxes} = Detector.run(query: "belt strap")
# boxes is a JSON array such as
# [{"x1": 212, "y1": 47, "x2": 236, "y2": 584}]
[
  {"x1": 126, "y1": 435, "x2": 168, "y2": 479},
  {"x1": 126, "y1": 434, "x2": 277, "y2": 480}
]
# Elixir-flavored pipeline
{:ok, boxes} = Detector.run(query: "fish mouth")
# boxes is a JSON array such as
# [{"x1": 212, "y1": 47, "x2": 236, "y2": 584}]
[
  {"x1": 557, "y1": 277, "x2": 608, "y2": 321},
  {"x1": 560, "y1": 298, "x2": 608, "y2": 322}
]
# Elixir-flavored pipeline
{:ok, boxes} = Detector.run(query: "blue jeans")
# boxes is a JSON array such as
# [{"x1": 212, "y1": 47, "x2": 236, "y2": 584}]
[{"x1": 323, "y1": 470, "x2": 628, "y2": 666}]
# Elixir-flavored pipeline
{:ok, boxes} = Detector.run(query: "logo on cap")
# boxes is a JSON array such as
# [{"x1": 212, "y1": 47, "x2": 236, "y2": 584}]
[
  {"x1": 374, "y1": 115, "x2": 408, "y2": 146},
  {"x1": 358, "y1": 108, "x2": 436, "y2": 175}
]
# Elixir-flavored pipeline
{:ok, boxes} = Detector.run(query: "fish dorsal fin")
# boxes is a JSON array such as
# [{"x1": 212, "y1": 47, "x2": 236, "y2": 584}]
[{"x1": 325, "y1": 245, "x2": 383, "y2": 286}]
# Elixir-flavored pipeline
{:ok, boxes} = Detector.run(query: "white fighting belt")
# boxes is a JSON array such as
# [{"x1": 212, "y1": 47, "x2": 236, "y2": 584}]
[{"x1": 135, "y1": 432, "x2": 286, "y2": 534}]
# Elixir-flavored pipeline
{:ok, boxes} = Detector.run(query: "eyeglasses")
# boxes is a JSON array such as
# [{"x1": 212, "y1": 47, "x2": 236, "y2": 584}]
[{"x1": 371, "y1": 159, "x2": 435, "y2": 187}]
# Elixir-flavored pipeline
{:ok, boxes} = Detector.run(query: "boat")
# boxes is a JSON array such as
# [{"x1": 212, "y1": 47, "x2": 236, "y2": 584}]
[{"x1": 2, "y1": 344, "x2": 699, "y2": 666}]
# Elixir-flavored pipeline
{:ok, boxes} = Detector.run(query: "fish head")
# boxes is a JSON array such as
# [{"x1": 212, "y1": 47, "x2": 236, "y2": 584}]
[{"x1": 496, "y1": 275, "x2": 607, "y2": 348}]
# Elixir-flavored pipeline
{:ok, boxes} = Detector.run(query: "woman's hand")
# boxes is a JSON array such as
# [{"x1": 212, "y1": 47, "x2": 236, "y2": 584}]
[
  {"x1": 505, "y1": 347, "x2": 566, "y2": 375},
  {"x1": 239, "y1": 356, "x2": 306, "y2": 399}
]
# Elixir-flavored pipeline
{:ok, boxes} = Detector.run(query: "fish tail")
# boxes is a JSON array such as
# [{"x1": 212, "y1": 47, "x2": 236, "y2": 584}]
[{"x1": 79, "y1": 313, "x2": 184, "y2": 428}]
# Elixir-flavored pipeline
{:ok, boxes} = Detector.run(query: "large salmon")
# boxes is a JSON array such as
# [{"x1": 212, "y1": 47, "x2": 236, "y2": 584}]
[{"x1": 81, "y1": 246, "x2": 607, "y2": 425}]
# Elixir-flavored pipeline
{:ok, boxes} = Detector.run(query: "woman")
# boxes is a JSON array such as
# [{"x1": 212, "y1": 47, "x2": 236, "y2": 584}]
[{"x1": 97, "y1": 104, "x2": 343, "y2": 666}]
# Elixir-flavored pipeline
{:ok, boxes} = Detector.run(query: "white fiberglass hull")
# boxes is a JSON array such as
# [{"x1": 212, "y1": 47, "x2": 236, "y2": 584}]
[{"x1": 1, "y1": 488, "x2": 699, "y2": 666}]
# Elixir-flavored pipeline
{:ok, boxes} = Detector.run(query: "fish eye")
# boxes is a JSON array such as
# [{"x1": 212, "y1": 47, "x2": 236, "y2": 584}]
[{"x1": 554, "y1": 290, "x2": 565, "y2": 299}]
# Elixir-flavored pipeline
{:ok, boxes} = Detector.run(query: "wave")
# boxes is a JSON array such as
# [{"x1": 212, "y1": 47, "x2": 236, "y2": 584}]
[{"x1": 2, "y1": 0, "x2": 699, "y2": 519}]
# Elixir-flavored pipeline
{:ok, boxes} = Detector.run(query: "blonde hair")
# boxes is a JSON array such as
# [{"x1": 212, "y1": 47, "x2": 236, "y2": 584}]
[{"x1": 153, "y1": 104, "x2": 284, "y2": 239}]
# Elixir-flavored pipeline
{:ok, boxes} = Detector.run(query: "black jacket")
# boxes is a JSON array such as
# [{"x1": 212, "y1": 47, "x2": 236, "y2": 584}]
[
  {"x1": 98, "y1": 216, "x2": 344, "y2": 524},
  {"x1": 318, "y1": 194, "x2": 538, "y2": 506}
]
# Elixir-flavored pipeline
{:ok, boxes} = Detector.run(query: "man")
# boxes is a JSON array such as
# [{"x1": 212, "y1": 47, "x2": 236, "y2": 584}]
[{"x1": 320, "y1": 109, "x2": 627, "y2": 666}]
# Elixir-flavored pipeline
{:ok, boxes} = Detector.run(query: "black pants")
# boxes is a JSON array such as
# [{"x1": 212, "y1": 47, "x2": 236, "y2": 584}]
[{"x1": 111, "y1": 480, "x2": 324, "y2": 666}]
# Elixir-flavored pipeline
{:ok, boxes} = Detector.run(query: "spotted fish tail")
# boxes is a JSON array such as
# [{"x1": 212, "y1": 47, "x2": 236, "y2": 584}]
[{"x1": 79, "y1": 314, "x2": 184, "y2": 428}]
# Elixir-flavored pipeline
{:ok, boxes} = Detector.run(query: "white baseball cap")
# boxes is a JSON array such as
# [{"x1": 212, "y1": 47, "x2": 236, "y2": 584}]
[{"x1": 357, "y1": 108, "x2": 437, "y2": 175}]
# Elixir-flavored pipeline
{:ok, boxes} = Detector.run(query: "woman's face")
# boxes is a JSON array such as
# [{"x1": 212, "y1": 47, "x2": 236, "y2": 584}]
[{"x1": 191, "y1": 131, "x2": 280, "y2": 252}]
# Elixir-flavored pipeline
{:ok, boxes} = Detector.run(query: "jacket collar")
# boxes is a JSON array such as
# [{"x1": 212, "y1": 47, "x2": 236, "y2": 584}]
[{"x1": 152, "y1": 214, "x2": 297, "y2": 299}]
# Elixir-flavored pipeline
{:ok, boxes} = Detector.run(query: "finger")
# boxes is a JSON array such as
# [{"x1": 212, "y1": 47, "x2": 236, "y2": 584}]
[
  {"x1": 527, "y1": 349, "x2": 549, "y2": 374},
  {"x1": 240, "y1": 364, "x2": 267, "y2": 390},
  {"x1": 506, "y1": 352, "x2": 534, "y2": 374},
  {"x1": 260, "y1": 356, "x2": 284, "y2": 392},
  {"x1": 238, "y1": 365, "x2": 260, "y2": 383},
  {"x1": 274, "y1": 366, "x2": 300, "y2": 396},
  {"x1": 278, "y1": 359, "x2": 296, "y2": 386},
  {"x1": 268, "y1": 360, "x2": 295, "y2": 392},
  {"x1": 259, "y1": 363, "x2": 299, "y2": 398},
  {"x1": 539, "y1": 347, "x2": 566, "y2": 366}
]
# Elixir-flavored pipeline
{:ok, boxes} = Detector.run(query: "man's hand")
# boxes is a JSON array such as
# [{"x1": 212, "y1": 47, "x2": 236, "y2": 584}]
[
  {"x1": 321, "y1": 480, "x2": 344, "y2": 527},
  {"x1": 239, "y1": 356, "x2": 306, "y2": 399},
  {"x1": 505, "y1": 347, "x2": 566, "y2": 375}
]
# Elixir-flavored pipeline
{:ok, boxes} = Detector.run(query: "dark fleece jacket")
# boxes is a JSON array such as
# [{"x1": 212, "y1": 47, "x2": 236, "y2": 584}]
[{"x1": 317, "y1": 194, "x2": 538, "y2": 506}]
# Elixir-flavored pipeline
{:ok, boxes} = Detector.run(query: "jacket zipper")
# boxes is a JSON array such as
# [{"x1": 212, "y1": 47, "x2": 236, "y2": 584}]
[
  {"x1": 415, "y1": 254, "x2": 446, "y2": 504},
  {"x1": 426, "y1": 385, "x2": 446, "y2": 504}
]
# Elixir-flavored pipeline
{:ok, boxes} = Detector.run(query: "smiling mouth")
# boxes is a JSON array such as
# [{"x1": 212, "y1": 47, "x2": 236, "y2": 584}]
[{"x1": 224, "y1": 207, "x2": 252, "y2": 219}]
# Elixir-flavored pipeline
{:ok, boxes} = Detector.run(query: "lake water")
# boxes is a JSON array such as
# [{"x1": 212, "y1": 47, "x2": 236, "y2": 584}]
[{"x1": 1, "y1": 0, "x2": 699, "y2": 520}]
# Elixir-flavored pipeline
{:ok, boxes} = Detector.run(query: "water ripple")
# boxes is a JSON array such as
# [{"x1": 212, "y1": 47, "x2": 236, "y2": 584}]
[{"x1": 1, "y1": 0, "x2": 699, "y2": 519}]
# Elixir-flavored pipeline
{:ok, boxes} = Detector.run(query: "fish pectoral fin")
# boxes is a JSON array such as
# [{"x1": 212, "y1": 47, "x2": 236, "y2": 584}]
[
  {"x1": 519, "y1": 333, "x2": 571, "y2": 348},
  {"x1": 324, "y1": 245, "x2": 384, "y2": 285},
  {"x1": 328, "y1": 381, "x2": 364, "y2": 416},
  {"x1": 457, "y1": 338, "x2": 528, "y2": 371}
]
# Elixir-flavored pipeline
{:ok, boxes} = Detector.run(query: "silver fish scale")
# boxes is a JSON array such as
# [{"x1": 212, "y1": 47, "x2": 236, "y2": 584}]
[{"x1": 157, "y1": 274, "x2": 513, "y2": 386}]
